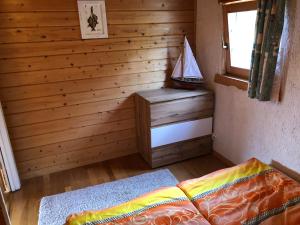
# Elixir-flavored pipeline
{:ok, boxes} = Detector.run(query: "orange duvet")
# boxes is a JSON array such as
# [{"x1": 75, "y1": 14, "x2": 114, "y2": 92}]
[
  {"x1": 178, "y1": 158, "x2": 300, "y2": 225},
  {"x1": 65, "y1": 186, "x2": 210, "y2": 225},
  {"x1": 66, "y1": 158, "x2": 300, "y2": 225}
]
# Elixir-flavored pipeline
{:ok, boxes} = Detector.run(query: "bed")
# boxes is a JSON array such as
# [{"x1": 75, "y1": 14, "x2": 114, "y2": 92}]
[
  {"x1": 178, "y1": 158, "x2": 300, "y2": 225},
  {"x1": 65, "y1": 186, "x2": 211, "y2": 225},
  {"x1": 65, "y1": 158, "x2": 300, "y2": 225}
]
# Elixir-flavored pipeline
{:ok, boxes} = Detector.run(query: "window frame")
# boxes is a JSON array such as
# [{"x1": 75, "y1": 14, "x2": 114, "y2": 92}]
[{"x1": 222, "y1": 0, "x2": 257, "y2": 79}]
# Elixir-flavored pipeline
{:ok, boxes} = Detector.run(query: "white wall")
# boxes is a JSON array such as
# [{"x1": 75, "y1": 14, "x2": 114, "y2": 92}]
[
  {"x1": 196, "y1": 0, "x2": 224, "y2": 89},
  {"x1": 196, "y1": 0, "x2": 300, "y2": 172}
]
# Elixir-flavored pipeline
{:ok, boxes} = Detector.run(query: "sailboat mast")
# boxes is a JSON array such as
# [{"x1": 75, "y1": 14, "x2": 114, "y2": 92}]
[{"x1": 182, "y1": 37, "x2": 186, "y2": 78}]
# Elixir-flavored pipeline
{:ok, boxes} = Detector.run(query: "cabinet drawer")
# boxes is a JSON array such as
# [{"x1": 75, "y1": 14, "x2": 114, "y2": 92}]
[
  {"x1": 150, "y1": 118, "x2": 213, "y2": 148},
  {"x1": 152, "y1": 136, "x2": 212, "y2": 168},
  {"x1": 150, "y1": 95, "x2": 213, "y2": 127}
]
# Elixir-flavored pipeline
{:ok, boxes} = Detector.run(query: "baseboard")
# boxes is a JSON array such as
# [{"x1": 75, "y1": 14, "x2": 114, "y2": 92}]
[
  {"x1": 213, "y1": 151, "x2": 235, "y2": 167},
  {"x1": 271, "y1": 160, "x2": 300, "y2": 183}
]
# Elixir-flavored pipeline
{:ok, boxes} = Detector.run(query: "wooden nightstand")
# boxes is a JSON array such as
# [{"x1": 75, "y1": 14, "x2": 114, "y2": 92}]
[{"x1": 135, "y1": 88, "x2": 214, "y2": 168}]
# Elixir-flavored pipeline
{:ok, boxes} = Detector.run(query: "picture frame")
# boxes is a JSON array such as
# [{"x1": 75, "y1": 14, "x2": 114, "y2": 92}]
[{"x1": 77, "y1": 0, "x2": 108, "y2": 39}]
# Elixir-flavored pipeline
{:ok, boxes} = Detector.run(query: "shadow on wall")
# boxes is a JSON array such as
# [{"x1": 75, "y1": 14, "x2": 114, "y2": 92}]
[
  {"x1": 271, "y1": 160, "x2": 300, "y2": 183},
  {"x1": 277, "y1": 0, "x2": 298, "y2": 102},
  {"x1": 165, "y1": 49, "x2": 179, "y2": 85}
]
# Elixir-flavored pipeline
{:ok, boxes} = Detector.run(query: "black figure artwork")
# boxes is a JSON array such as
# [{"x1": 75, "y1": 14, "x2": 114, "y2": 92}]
[{"x1": 87, "y1": 6, "x2": 98, "y2": 31}]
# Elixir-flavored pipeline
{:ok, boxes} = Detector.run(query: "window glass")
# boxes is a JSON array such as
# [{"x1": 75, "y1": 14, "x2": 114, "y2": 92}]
[{"x1": 228, "y1": 10, "x2": 256, "y2": 69}]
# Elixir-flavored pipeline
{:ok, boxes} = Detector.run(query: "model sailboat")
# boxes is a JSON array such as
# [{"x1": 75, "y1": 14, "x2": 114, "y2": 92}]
[{"x1": 171, "y1": 37, "x2": 204, "y2": 89}]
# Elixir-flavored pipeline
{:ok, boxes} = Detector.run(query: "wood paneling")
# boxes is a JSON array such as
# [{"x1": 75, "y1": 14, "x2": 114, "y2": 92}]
[
  {"x1": 6, "y1": 98, "x2": 134, "y2": 127},
  {"x1": 15, "y1": 129, "x2": 136, "y2": 162},
  {"x1": 0, "y1": 48, "x2": 180, "y2": 73},
  {"x1": 13, "y1": 119, "x2": 136, "y2": 150},
  {"x1": 3, "y1": 82, "x2": 166, "y2": 114},
  {"x1": 0, "y1": 36, "x2": 185, "y2": 59},
  {"x1": 0, "y1": 11, "x2": 193, "y2": 28},
  {"x1": 0, "y1": 71, "x2": 168, "y2": 101},
  {"x1": 0, "y1": 0, "x2": 194, "y2": 12},
  {"x1": 10, "y1": 108, "x2": 135, "y2": 139},
  {"x1": 0, "y1": 0, "x2": 195, "y2": 179},
  {"x1": 17, "y1": 138, "x2": 137, "y2": 176},
  {"x1": 0, "y1": 59, "x2": 176, "y2": 88},
  {"x1": 0, "y1": 23, "x2": 193, "y2": 43}
]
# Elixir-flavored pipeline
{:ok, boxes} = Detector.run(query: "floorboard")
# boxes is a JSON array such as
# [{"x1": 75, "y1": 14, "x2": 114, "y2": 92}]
[{"x1": 7, "y1": 153, "x2": 227, "y2": 225}]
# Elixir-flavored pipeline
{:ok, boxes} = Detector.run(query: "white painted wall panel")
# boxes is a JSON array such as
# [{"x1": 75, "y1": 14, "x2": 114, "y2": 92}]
[
  {"x1": 151, "y1": 118, "x2": 212, "y2": 148},
  {"x1": 196, "y1": 0, "x2": 300, "y2": 173}
]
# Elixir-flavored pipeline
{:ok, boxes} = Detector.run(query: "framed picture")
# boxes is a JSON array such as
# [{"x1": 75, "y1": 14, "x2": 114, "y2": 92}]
[{"x1": 77, "y1": 0, "x2": 108, "y2": 39}]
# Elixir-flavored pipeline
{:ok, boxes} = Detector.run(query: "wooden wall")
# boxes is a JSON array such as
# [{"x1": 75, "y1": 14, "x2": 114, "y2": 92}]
[{"x1": 0, "y1": 0, "x2": 195, "y2": 179}]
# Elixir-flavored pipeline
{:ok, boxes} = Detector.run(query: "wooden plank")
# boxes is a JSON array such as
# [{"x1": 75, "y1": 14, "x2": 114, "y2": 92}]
[
  {"x1": 12, "y1": 119, "x2": 136, "y2": 151},
  {"x1": 136, "y1": 87, "x2": 212, "y2": 103},
  {"x1": 151, "y1": 136, "x2": 212, "y2": 168},
  {"x1": 0, "y1": 0, "x2": 78, "y2": 12},
  {"x1": 0, "y1": 47, "x2": 180, "y2": 74},
  {"x1": 22, "y1": 139, "x2": 135, "y2": 172},
  {"x1": 5, "y1": 97, "x2": 134, "y2": 127},
  {"x1": 20, "y1": 143, "x2": 138, "y2": 180},
  {"x1": 0, "y1": 23, "x2": 194, "y2": 44},
  {"x1": 150, "y1": 95, "x2": 214, "y2": 126},
  {"x1": 0, "y1": 71, "x2": 167, "y2": 101},
  {"x1": 3, "y1": 82, "x2": 166, "y2": 114},
  {"x1": 135, "y1": 94, "x2": 151, "y2": 164},
  {"x1": 152, "y1": 110, "x2": 213, "y2": 127},
  {"x1": 109, "y1": 23, "x2": 193, "y2": 39},
  {"x1": 0, "y1": 11, "x2": 193, "y2": 28},
  {"x1": 108, "y1": 11, "x2": 194, "y2": 25},
  {"x1": 0, "y1": 0, "x2": 194, "y2": 12},
  {"x1": 0, "y1": 59, "x2": 176, "y2": 88},
  {"x1": 106, "y1": 0, "x2": 195, "y2": 11},
  {"x1": 0, "y1": 35, "x2": 184, "y2": 59},
  {"x1": 18, "y1": 138, "x2": 137, "y2": 174},
  {"x1": 0, "y1": 12, "x2": 79, "y2": 28},
  {"x1": 215, "y1": 74, "x2": 248, "y2": 91},
  {"x1": 9, "y1": 108, "x2": 135, "y2": 139},
  {"x1": 14, "y1": 129, "x2": 136, "y2": 162}
]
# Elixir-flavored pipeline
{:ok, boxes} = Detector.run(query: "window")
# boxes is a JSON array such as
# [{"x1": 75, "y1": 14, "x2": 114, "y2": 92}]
[{"x1": 222, "y1": 1, "x2": 257, "y2": 79}]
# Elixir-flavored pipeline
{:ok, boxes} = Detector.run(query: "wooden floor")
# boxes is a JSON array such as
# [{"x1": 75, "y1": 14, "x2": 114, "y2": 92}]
[{"x1": 6, "y1": 154, "x2": 227, "y2": 225}]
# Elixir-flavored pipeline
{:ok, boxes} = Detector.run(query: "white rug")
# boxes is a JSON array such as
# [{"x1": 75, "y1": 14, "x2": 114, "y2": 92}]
[{"x1": 38, "y1": 169, "x2": 178, "y2": 225}]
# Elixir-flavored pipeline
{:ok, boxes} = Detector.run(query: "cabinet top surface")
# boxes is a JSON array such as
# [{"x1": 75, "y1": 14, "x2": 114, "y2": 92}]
[{"x1": 136, "y1": 88, "x2": 212, "y2": 103}]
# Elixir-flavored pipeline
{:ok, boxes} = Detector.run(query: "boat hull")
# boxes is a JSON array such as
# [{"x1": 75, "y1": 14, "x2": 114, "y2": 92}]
[{"x1": 171, "y1": 77, "x2": 204, "y2": 90}]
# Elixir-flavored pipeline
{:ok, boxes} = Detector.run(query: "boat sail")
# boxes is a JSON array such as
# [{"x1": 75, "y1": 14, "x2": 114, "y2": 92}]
[{"x1": 171, "y1": 37, "x2": 204, "y2": 85}]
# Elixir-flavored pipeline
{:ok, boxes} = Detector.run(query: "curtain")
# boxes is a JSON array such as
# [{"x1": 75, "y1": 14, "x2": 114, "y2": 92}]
[{"x1": 248, "y1": 0, "x2": 286, "y2": 101}]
